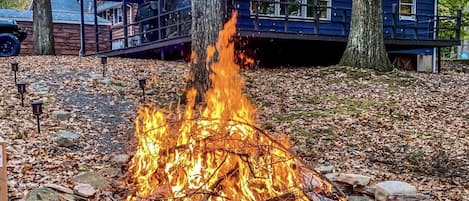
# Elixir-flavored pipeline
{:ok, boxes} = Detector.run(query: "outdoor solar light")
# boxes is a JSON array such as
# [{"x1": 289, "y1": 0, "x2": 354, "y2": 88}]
[
  {"x1": 138, "y1": 78, "x2": 147, "y2": 102},
  {"x1": 16, "y1": 82, "x2": 26, "y2": 107},
  {"x1": 11, "y1": 61, "x2": 18, "y2": 84},
  {"x1": 31, "y1": 101, "x2": 43, "y2": 133},
  {"x1": 101, "y1": 56, "x2": 108, "y2": 77}
]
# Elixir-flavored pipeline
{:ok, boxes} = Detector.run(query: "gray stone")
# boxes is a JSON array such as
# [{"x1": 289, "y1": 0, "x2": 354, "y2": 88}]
[
  {"x1": 44, "y1": 183, "x2": 74, "y2": 194},
  {"x1": 375, "y1": 181, "x2": 417, "y2": 201},
  {"x1": 314, "y1": 165, "x2": 334, "y2": 174},
  {"x1": 72, "y1": 171, "x2": 109, "y2": 189},
  {"x1": 30, "y1": 81, "x2": 51, "y2": 95},
  {"x1": 99, "y1": 78, "x2": 112, "y2": 85},
  {"x1": 146, "y1": 89, "x2": 155, "y2": 95},
  {"x1": 25, "y1": 187, "x2": 78, "y2": 201},
  {"x1": 111, "y1": 85, "x2": 124, "y2": 95},
  {"x1": 24, "y1": 78, "x2": 37, "y2": 83},
  {"x1": 56, "y1": 130, "x2": 80, "y2": 147},
  {"x1": 387, "y1": 194, "x2": 430, "y2": 201},
  {"x1": 348, "y1": 195, "x2": 373, "y2": 201},
  {"x1": 36, "y1": 90, "x2": 50, "y2": 95},
  {"x1": 74, "y1": 183, "x2": 96, "y2": 197},
  {"x1": 99, "y1": 168, "x2": 120, "y2": 177},
  {"x1": 327, "y1": 173, "x2": 371, "y2": 186},
  {"x1": 355, "y1": 185, "x2": 376, "y2": 196},
  {"x1": 324, "y1": 173, "x2": 337, "y2": 181},
  {"x1": 89, "y1": 73, "x2": 103, "y2": 80},
  {"x1": 26, "y1": 187, "x2": 60, "y2": 201},
  {"x1": 112, "y1": 154, "x2": 130, "y2": 164},
  {"x1": 51, "y1": 110, "x2": 72, "y2": 121}
]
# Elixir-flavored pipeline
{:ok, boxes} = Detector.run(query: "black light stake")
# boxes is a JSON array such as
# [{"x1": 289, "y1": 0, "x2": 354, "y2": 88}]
[
  {"x1": 138, "y1": 78, "x2": 146, "y2": 102},
  {"x1": 16, "y1": 82, "x2": 26, "y2": 107},
  {"x1": 31, "y1": 101, "x2": 43, "y2": 133},
  {"x1": 101, "y1": 56, "x2": 108, "y2": 77},
  {"x1": 11, "y1": 61, "x2": 18, "y2": 84}
]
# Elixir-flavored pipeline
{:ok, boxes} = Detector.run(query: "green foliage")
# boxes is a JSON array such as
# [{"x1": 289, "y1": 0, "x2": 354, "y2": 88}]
[
  {"x1": 0, "y1": 0, "x2": 31, "y2": 10},
  {"x1": 439, "y1": 0, "x2": 469, "y2": 39}
]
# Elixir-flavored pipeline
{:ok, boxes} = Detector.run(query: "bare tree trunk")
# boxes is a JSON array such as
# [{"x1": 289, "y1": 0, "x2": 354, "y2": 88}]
[
  {"x1": 340, "y1": 0, "x2": 392, "y2": 72},
  {"x1": 188, "y1": 0, "x2": 224, "y2": 102},
  {"x1": 33, "y1": 0, "x2": 55, "y2": 55}
]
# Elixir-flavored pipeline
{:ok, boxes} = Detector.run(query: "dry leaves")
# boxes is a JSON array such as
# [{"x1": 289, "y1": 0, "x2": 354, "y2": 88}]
[
  {"x1": 0, "y1": 56, "x2": 467, "y2": 200},
  {"x1": 243, "y1": 64, "x2": 468, "y2": 200}
]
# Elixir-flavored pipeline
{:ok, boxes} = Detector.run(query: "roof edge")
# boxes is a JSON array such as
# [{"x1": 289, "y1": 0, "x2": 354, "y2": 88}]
[{"x1": 12, "y1": 17, "x2": 111, "y2": 26}]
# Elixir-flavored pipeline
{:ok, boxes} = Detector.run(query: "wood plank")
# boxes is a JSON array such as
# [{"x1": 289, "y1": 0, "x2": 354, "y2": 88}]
[
  {"x1": 18, "y1": 21, "x2": 111, "y2": 56},
  {"x1": 0, "y1": 138, "x2": 7, "y2": 201}
]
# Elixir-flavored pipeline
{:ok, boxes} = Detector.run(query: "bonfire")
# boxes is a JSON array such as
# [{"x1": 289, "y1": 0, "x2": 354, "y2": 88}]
[{"x1": 126, "y1": 12, "x2": 345, "y2": 201}]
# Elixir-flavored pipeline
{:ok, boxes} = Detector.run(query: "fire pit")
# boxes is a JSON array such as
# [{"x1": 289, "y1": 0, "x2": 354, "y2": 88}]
[{"x1": 125, "y1": 12, "x2": 344, "y2": 201}]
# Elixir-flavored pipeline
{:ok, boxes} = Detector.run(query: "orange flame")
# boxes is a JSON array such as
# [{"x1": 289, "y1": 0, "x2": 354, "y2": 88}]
[
  {"x1": 127, "y1": 12, "x2": 337, "y2": 201},
  {"x1": 149, "y1": 64, "x2": 159, "y2": 87},
  {"x1": 238, "y1": 52, "x2": 255, "y2": 67}
]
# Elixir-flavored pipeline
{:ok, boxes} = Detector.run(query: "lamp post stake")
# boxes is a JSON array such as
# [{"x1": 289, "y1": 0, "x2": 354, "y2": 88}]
[
  {"x1": 11, "y1": 61, "x2": 18, "y2": 85},
  {"x1": 17, "y1": 82, "x2": 26, "y2": 107},
  {"x1": 139, "y1": 78, "x2": 147, "y2": 102},
  {"x1": 31, "y1": 101, "x2": 43, "y2": 133}
]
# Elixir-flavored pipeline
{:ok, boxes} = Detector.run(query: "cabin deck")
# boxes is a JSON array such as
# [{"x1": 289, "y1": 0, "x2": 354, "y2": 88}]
[
  {"x1": 238, "y1": 30, "x2": 461, "y2": 49},
  {"x1": 93, "y1": 31, "x2": 459, "y2": 58},
  {"x1": 95, "y1": 36, "x2": 191, "y2": 57},
  {"x1": 80, "y1": 0, "x2": 462, "y2": 59}
]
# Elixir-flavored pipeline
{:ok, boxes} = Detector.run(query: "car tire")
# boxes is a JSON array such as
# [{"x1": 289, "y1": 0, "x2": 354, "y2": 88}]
[{"x1": 0, "y1": 33, "x2": 21, "y2": 57}]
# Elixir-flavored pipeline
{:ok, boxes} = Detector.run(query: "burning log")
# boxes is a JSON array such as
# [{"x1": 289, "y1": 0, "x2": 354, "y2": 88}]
[
  {"x1": 126, "y1": 112, "x2": 345, "y2": 200},
  {"x1": 265, "y1": 192, "x2": 297, "y2": 201},
  {"x1": 125, "y1": 11, "x2": 345, "y2": 201}
]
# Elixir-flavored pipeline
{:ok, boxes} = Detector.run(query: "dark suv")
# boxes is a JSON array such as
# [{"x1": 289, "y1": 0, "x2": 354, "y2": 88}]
[{"x1": 0, "y1": 18, "x2": 27, "y2": 57}]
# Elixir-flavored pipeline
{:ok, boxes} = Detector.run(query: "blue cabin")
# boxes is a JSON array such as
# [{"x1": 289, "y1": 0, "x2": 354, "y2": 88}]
[{"x1": 80, "y1": 0, "x2": 462, "y2": 72}]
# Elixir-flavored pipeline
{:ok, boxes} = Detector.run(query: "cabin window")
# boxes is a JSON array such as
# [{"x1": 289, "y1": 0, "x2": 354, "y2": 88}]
[
  {"x1": 399, "y1": 0, "x2": 416, "y2": 20},
  {"x1": 317, "y1": 0, "x2": 330, "y2": 19},
  {"x1": 106, "y1": 10, "x2": 113, "y2": 21},
  {"x1": 113, "y1": 7, "x2": 124, "y2": 25},
  {"x1": 99, "y1": 10, "x2": 113, "y2": 22},
  {"x1": 98, "y1": 7, "x2": 126, "y2": 26},
  {"x1": 251, "y1": 0, "x2": 331, "y2": 20},
  {"x1": 280, "y1": 0, "x2": 301, "y2": 16},
  {"x1": 302, "y1": 0, "x2": 330, "y2": 19},
  {"x1": 255, "y1": 1, "x2": 276, "y2": 15}
]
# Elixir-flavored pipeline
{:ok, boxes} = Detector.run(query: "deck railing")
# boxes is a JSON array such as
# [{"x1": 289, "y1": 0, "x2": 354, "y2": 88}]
[
  {"x1": 247, "y1": 0, "x2": 462, "y2": 41},
  {"x1": 92, "y1": 1, "x2": 462, "y2": 55},
  {"x1": 95, "y1": 4, "x2": 191, "y2": 53}
]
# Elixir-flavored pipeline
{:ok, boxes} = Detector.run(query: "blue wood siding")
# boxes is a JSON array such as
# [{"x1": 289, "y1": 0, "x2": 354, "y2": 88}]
[
  {"x1": 383, "y1": 0, "x2": 436, "y2": 40},
  {"x1": 235, "y1": 0, "x2": 436, "y2": 40}
]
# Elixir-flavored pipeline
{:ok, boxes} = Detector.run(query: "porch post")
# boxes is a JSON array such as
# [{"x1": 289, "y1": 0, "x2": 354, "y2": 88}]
[
  {"x1": 391, "y1": 3, "x2": 398, "y2": 39},
  {"x1": 123, "y1": 0, "x2": 129, "y2": 48},
  {"x1": 80, "y1": 0, "x2": 86, "y2": 56},
  {"x1": 437, "y1": 47, "x2": 441, "y2": 73},
  {"x1": 254, "y1": 0, "x2": 259, "y2": 30},
  {"x1": 94, "y1": 0, "x2": 99, "y2": 53},
  {"x1": 432, "y1": 0, "x2": 438, "y2": 73},
  {"x1": 313, "y1": 0, "x2": 319, "y2": 34},
  {"x1": 456, "y1": 9, "x2": 462, "y2": 40}
]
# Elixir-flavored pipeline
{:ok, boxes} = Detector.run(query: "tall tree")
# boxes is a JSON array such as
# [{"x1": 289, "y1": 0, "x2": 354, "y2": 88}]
[
  {"x1": 439, "y1": 0, "x2": 468, "y2": 58},
  {"x1": 339, "y1": 0, "x2": 393, "y2": 72},
  {"x1": 32, "y1": 0, "x2": 55, "y2": 55},
  {"x1": 0, "y1": 0, "x2": 31, "y2": 10},
  {"x1": 188, "y1": 0, "x2": 224, "y2": 102},
  {"x1": 439, "y1": 0, "x2": 469, "y2": 39}
]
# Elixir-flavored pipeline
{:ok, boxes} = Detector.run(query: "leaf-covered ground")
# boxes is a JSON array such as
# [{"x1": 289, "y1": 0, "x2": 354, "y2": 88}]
[
  {"x1": 244, "y1": 65, "x2": 468, "y2": 200},
  {"x1": 0, "y1": 56, "x2": 467, "y2": 200}
]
